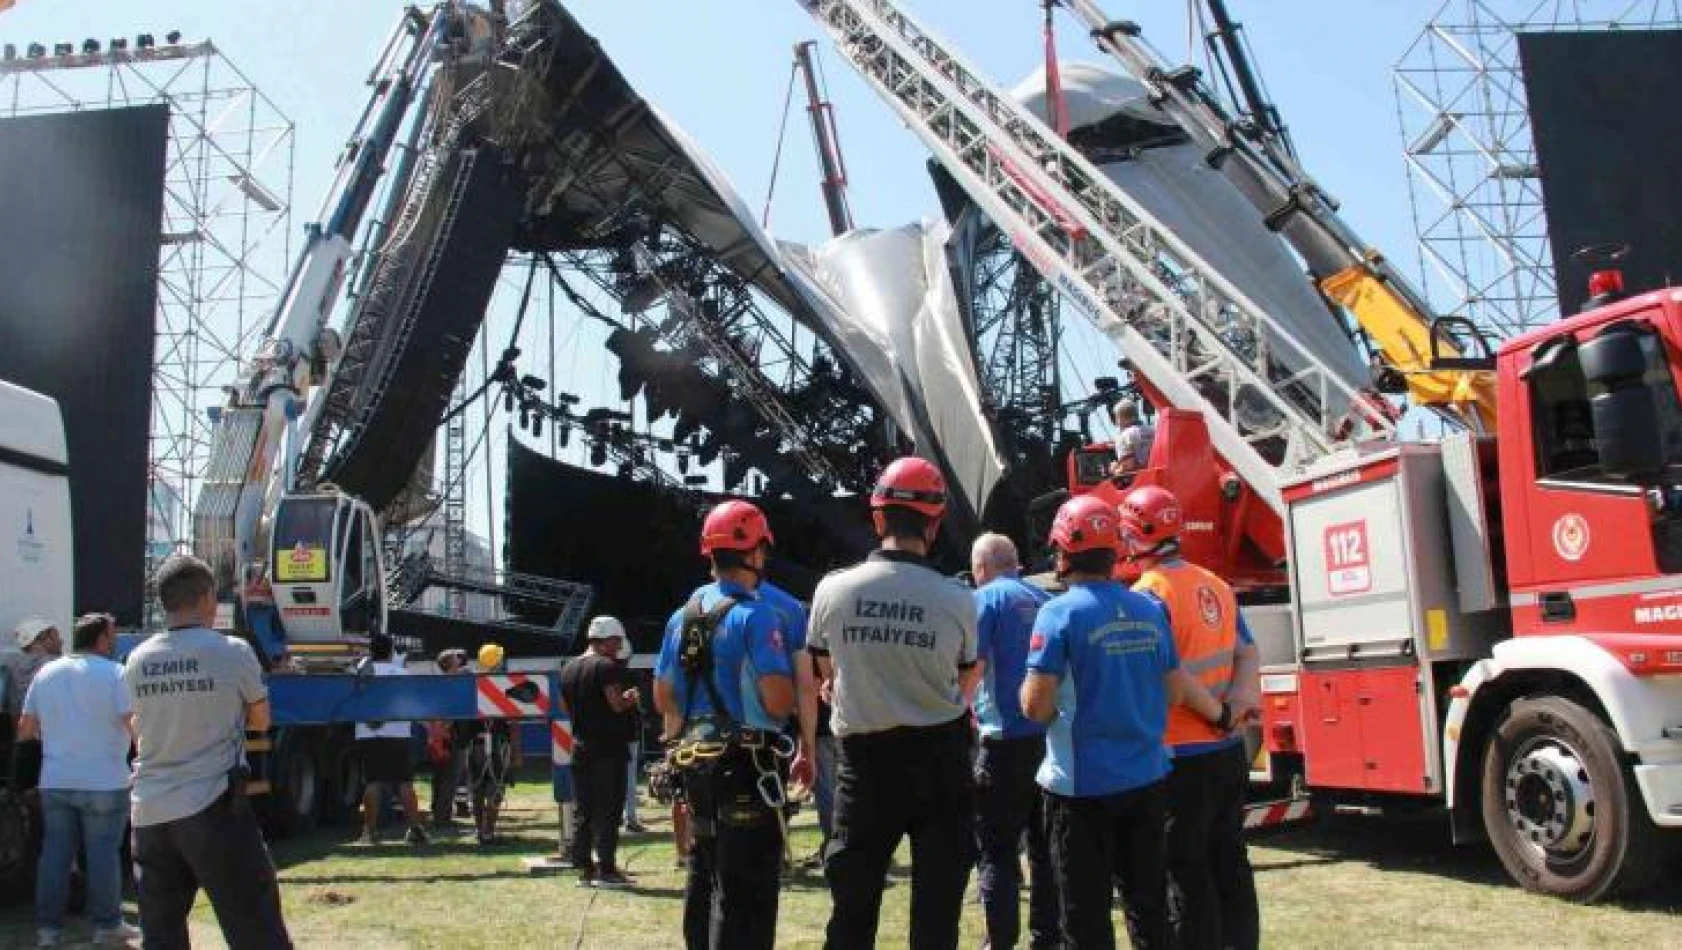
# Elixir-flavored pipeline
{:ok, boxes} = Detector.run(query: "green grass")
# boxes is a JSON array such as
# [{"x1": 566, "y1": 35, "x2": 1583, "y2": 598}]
[{"x1": 3, "y1": 773, "x2": 1679, "y2": 948}]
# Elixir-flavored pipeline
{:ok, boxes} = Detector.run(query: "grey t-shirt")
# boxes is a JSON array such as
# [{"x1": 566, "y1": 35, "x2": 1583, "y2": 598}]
[
  {"x1": 807, "y1": 550, "x2": 977, "y2": 738},
  {"x1": 123, "y1": 627, "x2": 267, "y2": 827}
]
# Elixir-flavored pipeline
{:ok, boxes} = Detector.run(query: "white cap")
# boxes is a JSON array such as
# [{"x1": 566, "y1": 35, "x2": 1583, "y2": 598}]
[
  {"x1": 586, "y1": 615, "x2": 626, "y2": 641},
  {"x1": 13, "y1": 617, "x2": 55, "y2": 650}
]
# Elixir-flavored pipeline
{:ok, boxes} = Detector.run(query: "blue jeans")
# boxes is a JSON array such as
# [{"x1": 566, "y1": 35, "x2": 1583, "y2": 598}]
[
  {"x1": 37, "y1": 788, "x2": 128, "y2": 930},
  {"x1": 813, "y1": 735, "x2": 838, "y2": 840}
]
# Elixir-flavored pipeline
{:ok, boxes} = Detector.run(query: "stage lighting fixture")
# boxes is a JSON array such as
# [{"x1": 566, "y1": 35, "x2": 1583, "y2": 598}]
[
  {"x1": 685, "y1": 475, "x2": 709, "y2": 488},
  {"x1": 617, "y1": 462, "x2": 633, "y2": 480},
  {"x1": 110, "y1": 38, "x2": 128, "y2": 52},
  {"x1": 137, "y1": 34, "x2": 155, "y2": 50},
  {"x1": 166, "y1": 30, "x2": 182, "y2": 44},
  {"x1": 676, "y1": 452, "x2": 690, "y2": 474},
  {"x1": 82, "y1": 39, "x2": 100, "y2": 54},
  {"x1": 54, "y1": 43, "x2": 74, "y2": 57},
  {"x1": 532, "y1": 414, "x2": 543, "y2": 438},
  {"x1": 2, "y1": 44, "x2": 15, "y2": 60},
  {"x1": 27, "y1": 43, "x2": 46, "y2": 58},
  {"x1": 589, "y1": 441, "x2": 607, "y2": 467},
  {"x1": 558, "y1": 425, "x2": 571, "y2": 448}
]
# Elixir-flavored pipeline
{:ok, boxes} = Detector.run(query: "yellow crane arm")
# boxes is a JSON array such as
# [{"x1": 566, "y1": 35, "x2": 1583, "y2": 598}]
[{"x1": 1320, "y1": 263, "x2": 1499, "y2": 432}]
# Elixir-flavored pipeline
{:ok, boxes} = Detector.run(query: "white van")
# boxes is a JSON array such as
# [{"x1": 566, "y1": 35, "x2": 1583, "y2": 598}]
[{"x1": 0, "y1": 380, "x2": 72, "y2": 686}]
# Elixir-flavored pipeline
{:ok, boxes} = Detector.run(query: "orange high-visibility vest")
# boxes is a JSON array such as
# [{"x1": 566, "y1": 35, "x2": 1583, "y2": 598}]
[{"x1": 1134, "y1": 559, "x2": 1239, "y2": 748}]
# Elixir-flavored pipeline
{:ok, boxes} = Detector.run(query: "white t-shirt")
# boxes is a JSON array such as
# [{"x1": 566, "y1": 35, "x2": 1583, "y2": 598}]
[
  {"x1": 23, "y1": 654, "x2": 132, "y2": 791},
  {"x1": 354, "y1": 660, "x2": 412, "y2": 740}
]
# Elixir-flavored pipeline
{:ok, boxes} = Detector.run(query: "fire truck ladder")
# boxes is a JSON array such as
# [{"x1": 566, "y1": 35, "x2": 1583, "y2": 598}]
[{"x1": 799, "y1": 0, "x2": 1391, "y2": 511}]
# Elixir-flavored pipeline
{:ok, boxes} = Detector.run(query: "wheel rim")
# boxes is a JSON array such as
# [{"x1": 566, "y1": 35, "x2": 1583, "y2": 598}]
[{"x1": 1503, "y1": 735, "x2": 1597, "y2": 861}]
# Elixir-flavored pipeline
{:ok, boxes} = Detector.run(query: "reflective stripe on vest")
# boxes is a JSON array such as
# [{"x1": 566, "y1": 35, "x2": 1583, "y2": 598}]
[{"x1": 1134, "y1": 561, "x2": 1239, "y2": 748}]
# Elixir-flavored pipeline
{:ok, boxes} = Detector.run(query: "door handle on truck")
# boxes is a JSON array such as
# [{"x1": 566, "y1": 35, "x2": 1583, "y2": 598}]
[{"x1": 1539, "y1": 591, "x2": 1576, "y2": 623}]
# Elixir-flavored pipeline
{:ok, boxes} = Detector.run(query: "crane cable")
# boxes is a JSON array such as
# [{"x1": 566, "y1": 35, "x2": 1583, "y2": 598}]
[{"x1": 760, "y1": 56, "x2": 802, "y2": 230}]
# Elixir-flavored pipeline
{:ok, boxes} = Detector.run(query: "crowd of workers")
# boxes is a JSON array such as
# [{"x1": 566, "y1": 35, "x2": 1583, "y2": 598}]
[
  {"x1": 1, "y1": 400, "x2": 1259, "y2": 949},
  {"x1": 649, "y1": 426, "x2": 1261, "y2": 949}
]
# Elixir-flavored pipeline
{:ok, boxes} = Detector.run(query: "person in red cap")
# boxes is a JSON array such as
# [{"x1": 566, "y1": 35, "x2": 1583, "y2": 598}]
[
  {"x1": 807, "y1": 456, "x2": 980, "y2": 950},
  {"x1": 1122, "y1": 485, "x2": 1260, "y2": 950},
  {"x1": 654, "y1": 500, "x2": 795, "y2": 950},
  {"x1": 1020, "y1": 494, "x2": 1227, "y2": 950}
]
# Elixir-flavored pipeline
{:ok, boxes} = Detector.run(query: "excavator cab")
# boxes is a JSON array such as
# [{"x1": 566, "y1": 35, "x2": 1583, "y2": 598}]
[{"x1": 268, "y1": 490, "x2": 388, "y2": 657}]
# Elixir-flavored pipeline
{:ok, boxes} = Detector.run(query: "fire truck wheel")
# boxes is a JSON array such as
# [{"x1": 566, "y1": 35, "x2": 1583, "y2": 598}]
[{"x1": 1480, "y1": 695, "x2": 1662, "y2": 902}]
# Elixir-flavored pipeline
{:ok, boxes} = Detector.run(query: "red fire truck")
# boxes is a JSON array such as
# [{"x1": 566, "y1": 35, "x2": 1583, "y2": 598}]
[{"x1": 798, "y1": 0, "x2": 1682, "y2": 901}]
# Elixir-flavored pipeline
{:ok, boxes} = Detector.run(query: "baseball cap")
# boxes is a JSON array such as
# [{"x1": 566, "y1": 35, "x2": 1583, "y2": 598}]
[
  {"x1": 586, "y1": 615, "x2": 626, "y2": 641},
  {"x1": 13, "y1": 617, "x2": 56, "y2": 649}
]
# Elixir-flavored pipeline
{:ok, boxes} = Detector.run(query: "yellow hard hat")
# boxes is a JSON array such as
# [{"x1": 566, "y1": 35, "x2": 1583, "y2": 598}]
[{"x1": 477, "y1": 642, "x2": 505, "y2": 670}]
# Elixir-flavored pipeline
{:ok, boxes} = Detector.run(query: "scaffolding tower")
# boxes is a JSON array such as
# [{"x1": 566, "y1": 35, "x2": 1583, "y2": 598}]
[
  {"x1": 1393, "y1": 1, "x2": 1682, "y2": 340},
  {"x1": 0, "y1": 40, "x2": 295, "y2": 582}
]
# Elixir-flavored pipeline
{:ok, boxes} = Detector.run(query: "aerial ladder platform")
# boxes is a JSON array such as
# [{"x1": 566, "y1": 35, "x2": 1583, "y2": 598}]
[{"x1": 794, "y1": 0, "x2": 1392, "y2": 516}]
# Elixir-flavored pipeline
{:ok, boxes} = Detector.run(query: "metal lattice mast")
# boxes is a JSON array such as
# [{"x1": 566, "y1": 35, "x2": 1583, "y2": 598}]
[
  {"x1": 0, "y1": 42, "x2": 295, "y2": 582},
  {"x1": 1393, "y1": 1, "x2": 1682, "y2": 340}
]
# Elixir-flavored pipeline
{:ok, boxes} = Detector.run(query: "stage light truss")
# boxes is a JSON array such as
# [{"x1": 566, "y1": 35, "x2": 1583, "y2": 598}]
[
  {"x1": 1393, "y1": 0, "x2": 1682, "y2": 339},
  {"x1": 0, "y1": 42, "x2": 295, "y2": 593},
  {"x1": 551, "y1": 234, "x2": 887, "y2": 496}
]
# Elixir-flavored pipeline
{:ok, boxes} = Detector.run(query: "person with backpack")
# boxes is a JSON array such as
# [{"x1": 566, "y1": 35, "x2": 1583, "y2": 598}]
[{"x1": 653, "y1": 501, "x2": 796, "y2": 950}]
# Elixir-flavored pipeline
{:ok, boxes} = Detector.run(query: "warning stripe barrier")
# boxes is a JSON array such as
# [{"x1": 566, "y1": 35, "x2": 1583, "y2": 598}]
[{"x1": 1242, "y1": 798, "x2": 1312, "y2": 831}]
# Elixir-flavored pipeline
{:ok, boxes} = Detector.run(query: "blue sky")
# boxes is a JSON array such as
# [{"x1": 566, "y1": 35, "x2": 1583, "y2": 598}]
[{"x1": 1, "y1": 0, "x2": 1456, "y2": 547}]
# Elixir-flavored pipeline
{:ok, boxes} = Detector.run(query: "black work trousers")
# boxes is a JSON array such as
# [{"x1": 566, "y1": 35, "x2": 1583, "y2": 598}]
[
  {"x1": 430, "y1": 746, "x2": 466, "y2": 825},
  {"x1": 825, "y1": 716, "x2": 975, "y2": 950},
  {"x1": 1044, "y1": 781, "x2": 1169, "y2": 950},
  {"x1": 681, "y1": 748, "x2": 783, "y2": 950},
  {"x1": 133, "y1": 792, "x2": 293, "y2": 950},
  {"x1": 975, "y1": 735, "x2": 1059, "y2": 949},
  {"x1": 1166, "y1": 743, "x2": 1258, "y2": 950},
  {"x1": 569, "y1": 748, "x2": 629, "y2": 873}
]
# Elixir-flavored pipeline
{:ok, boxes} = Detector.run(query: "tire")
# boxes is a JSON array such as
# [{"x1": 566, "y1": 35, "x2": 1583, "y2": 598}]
[
  {"x1": 260, "y1": 732, "x2": 323, "y2": 838},
  {"x1": 322, "y1": 738, "x2": 364, "y2": 825},
  {"x1": 1480, "y1": 695, "x2": 1663, "y2": 902}
]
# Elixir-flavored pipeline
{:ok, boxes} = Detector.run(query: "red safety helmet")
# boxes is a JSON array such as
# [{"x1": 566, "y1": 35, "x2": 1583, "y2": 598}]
[
  {"x1": 1049, "y1": 494, "x2": 1122, "y2": 554},
  {"x1": 870, "y1": 456, "x2": 947, "y2": 518},
  {"x1": 699, "y1": 500, "x2": 774, "y2": 555},
  {"x1": 1118, "y1": 484, "x2": 1182, "y2": 552}
]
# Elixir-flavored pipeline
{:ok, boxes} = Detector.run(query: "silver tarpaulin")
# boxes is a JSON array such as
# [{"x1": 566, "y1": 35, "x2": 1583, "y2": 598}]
[{"x1": 779, "y1": 224, "x2": 1007, "y2": 524}]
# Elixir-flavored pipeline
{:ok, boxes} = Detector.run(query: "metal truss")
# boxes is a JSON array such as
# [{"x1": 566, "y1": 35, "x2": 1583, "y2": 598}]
[
  {"x1": 553, "y1": 235, "x2": 885, "y2": 496},
  {"x1": 0, "y1": 42, "x2": 294, "y2": 579},
  {"x1": 804, "y1": 0, "x2": 1388, "y2": 509},
  {"x1": 956, "y1": 211, "x2": 1063, "y2": 455},
  {"x1": 1394, "y1": 1, "x2": 1682, "y2": 339}
]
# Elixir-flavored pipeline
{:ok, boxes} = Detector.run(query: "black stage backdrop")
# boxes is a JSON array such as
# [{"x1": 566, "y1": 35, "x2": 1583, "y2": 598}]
[
  {"x1": 0, "y1": 105, "x2": 168, "y2": 625},
  {"x1": 503, "y1": 440, "x2": 874, "y2": 652},
  {"x1": 1520, "y1": 30, "x2": 1682, "y2": 314}
]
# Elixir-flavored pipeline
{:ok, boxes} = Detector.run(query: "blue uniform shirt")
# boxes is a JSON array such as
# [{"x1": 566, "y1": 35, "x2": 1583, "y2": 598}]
[
  {"x1": 657, "y1": 580, "x2": 792, "y2": 732},
  {"x1": 724, "y1": 580, "x2": 808, "y2": 658},
  {"x1": 1027, "y1": 580, "x2": 1180, "y2": 797},
  {"x1": 973, "y1": 573, "x2": 1050, "y2": 740}
]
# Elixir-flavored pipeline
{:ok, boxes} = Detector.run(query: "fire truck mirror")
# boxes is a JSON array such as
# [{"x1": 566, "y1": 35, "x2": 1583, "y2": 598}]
[{"x1": 1582, "y1": 325, "x2": 1664, "y2": 483}]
